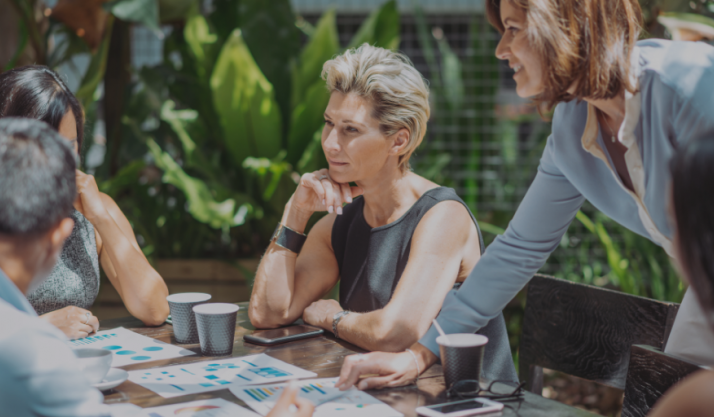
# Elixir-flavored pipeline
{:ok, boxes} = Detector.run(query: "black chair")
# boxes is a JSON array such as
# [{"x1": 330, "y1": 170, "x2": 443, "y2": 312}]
[
  {"x1": 622, "y1": 344, "x2": 705, "y2": 417},
  {"x1": 519, "y1": 274, "x2": 680, "y2": 393}
]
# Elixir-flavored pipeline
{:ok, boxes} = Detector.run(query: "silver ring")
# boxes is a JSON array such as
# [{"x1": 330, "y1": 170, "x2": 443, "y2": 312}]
[
  {"x1": 318, "y1": 175, "x2": 330, "y2": 181},
  {"x1": 83, "y1": 312, "x2": 91, "y2": 325}
]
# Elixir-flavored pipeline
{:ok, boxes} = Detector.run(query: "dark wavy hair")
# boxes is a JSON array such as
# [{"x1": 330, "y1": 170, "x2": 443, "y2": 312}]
[
  {"x1": 0, "y1": 65, "x2": 84, "y2": 152},
  {"x1": 670, "y1": 137, "x2": 714, "y2": 317}
]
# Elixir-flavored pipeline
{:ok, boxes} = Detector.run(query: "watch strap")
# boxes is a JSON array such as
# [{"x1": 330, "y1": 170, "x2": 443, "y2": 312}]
[
  {"x1": 333, "y1": 310, "x2": 350, "y2": 339},
  {"x1": 272, "y1": 223, "x2": 307, "y2": 254}
]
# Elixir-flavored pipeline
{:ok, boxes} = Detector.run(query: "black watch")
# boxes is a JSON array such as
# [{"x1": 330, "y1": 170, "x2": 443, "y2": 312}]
[{"x1": 272, "y1": 223, "x2": 307, "y2": 254}]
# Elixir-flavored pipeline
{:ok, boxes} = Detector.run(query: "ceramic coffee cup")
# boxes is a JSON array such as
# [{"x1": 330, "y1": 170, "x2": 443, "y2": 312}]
[{"x1": 74, "y1": 348, "x2": 113, "y2": 384}]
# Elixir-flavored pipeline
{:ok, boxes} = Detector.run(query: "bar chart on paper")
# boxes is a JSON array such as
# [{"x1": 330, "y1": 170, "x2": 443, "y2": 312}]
[
  {"x1": 69, "y1": 327, "x2": 195, "y2": 366},
  {"x1": 127, "y1": 353, "x2": 317, "y2": 398},
  {"x1": 230, "y1": 378, "x2": 403, "y2": 417},
  {"x1": 145, "y1": 398, "x2": 260, "y2": 416}
]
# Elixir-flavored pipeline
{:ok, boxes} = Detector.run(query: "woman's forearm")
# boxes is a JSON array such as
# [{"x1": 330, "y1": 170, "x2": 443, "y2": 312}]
[
  {"x1": 248, "y1": 203, "x2": 313, "y2": 328},
  {"x1": 336, "y1": 308, "x2": 424, "y2": 352},
  {"x1": 93, "y1": 214, "x2": 169, "y2": 326}
]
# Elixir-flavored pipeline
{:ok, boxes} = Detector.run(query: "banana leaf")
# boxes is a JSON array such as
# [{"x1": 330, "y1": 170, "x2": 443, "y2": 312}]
[
  {"x1": 210, "y1": 29, "x2": 283, "y2": 165},
  {"x1": 286, "y1": 80, "x2": 330, "y2": 166},
  {"x1": 291, "y1": 9, "x2": 339, "y2": 110},
  {"x1": 347, "y1": 0, "x2": 400, "y2": 51},
  {"x1": 147, "y1": 139, "x2": 252, "y2": 228},
  {"x1": 240, "y1": 0, "x2": 300, "y2": 136}
]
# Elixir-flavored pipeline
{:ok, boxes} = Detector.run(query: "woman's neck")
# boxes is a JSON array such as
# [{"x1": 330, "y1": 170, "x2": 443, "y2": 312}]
[
  {"x1": 356, "y1": 168, "x2": 425, "y2": 228},
  {"x1": 584, "y1": 90, "x2": 627, "y2": 131}
]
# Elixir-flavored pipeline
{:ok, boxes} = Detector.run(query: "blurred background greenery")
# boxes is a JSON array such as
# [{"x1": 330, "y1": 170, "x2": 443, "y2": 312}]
[{"x1": 3, "y1": 0, "x2": 714, "y2": 358}]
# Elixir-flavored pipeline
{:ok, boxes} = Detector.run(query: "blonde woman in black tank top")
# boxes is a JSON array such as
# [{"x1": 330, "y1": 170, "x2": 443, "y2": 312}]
[{"x1": 249, "y1": 45, "x2": 517, "y2": 384}]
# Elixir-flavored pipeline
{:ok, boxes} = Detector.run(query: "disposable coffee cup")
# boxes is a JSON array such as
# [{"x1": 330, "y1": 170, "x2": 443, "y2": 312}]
[
  {"x1": 167, "y1": 293, "x2": 212, "y2": 344},
  {"x1": 193, "y1": 303, "x2": 240, "y2": 356},
  {"x1": 74, "y1": 348, "x2": 113, "y2": 384},
  {"x1": 437, "y1": 333, "x2": 488, "y2": 390}
]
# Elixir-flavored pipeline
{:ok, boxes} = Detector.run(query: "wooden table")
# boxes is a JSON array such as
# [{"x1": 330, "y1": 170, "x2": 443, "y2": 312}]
[{"x1": 101, "y1": 302, "x2": 597, "y2": 417}]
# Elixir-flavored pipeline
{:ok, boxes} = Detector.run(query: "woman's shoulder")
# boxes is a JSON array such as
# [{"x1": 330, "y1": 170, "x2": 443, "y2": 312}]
[{"x1": 637, "y1": 39, "x2": 714, "y2": 100}]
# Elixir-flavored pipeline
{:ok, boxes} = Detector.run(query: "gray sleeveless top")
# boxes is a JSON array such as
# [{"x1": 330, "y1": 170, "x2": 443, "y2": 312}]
[
  {"x1": 331, "y1": 187, "x2": 518, "y2": 383},
  {"x1": 27, "y1": 209, "x2": 100, "y2": 315}
]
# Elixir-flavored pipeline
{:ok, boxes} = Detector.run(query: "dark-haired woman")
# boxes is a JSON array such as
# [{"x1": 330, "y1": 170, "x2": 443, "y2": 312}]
[
  {"x1": 0, "y1": 66, "x2": 169, "y2": 338},
  {"x1": 336, "y1": 0, "x2": 714, "y2": 390},
  {"x1": 648, "y1": 138, "x2": 714, "y2": 416}
]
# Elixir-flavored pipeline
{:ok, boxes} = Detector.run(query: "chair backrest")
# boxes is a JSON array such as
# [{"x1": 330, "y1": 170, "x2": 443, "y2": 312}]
[
  {"x1": 622, "y1": 344, "x2": 705, "y2": 417},
  {"x1": 519, "y1": 274, "x2": 680, "y2": 393}
]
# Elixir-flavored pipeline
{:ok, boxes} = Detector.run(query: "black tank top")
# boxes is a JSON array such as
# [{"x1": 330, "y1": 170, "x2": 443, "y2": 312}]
[
  {"x1": 331, "y1": 187, "x2": 484, "y2": 313},
  {"x1": 330, "y1": 186, "x2": 518, "y2": 383}
]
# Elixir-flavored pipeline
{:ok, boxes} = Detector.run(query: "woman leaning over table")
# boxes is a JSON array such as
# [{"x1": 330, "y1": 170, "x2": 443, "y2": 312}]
[
  {"x1": 0, "y1": 66, "x2": 169, "y2": 338},
  {"x1": 336, "y1": 0, "x2": 714, "y2": 391},
  {"x1": 248, "y1": 44, "x2": 517, "y2": 383}
]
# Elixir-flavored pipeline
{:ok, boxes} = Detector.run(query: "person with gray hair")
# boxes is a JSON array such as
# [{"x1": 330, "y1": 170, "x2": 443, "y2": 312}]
[
  {"x1": 0, "y1": 117, "x2": 145, "y2": 416},
  {"x1": 249, "y1": 44, "x2": 517, "y2": 383},
  {"x1": 0, "y1": 117, "x2": 310, "y2": 417}
]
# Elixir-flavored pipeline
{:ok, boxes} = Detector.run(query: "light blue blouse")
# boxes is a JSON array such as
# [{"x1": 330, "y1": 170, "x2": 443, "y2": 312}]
[
  {"x1": 421, "y1": 39, "x2": 714, "y2": 355},
  {"x1": 0, "y1": 268, "x2": 144, "y2": 417}
]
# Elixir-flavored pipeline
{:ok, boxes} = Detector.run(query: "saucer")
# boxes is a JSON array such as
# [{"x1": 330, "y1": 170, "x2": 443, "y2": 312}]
[{"x1": 93, "y1": 368, "x2": 128, "y2": 391}]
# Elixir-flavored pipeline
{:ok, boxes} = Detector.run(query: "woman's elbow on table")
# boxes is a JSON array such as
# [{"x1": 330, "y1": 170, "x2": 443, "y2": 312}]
[
  {"x1": 248, "y1": 304, "x2": 292, "y2": 329},
  {"x1": 369, "y1": 318, "x2": 420, "y2": 352}
]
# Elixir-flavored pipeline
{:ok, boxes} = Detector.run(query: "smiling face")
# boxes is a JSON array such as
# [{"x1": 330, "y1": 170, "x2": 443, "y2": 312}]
[
  {"x1": 322, "y1": 91, "x2": 406, "y2": 183},
  {"x1": 495, "y1": 1, "x2": 545, "y2": 98},
  {"x1": 58, "y1": 109, "x2": 79, "y2": 154}
]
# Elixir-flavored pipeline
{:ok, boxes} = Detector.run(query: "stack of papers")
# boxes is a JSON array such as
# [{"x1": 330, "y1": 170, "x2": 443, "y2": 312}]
[
  {"x1": 230, "y1": 378, "x2": 403, "y2": 417},
  {"x1": 127, "y1": 353, "x2": 317, "y2": 398},
  {"x1": 70, "y1": 327, "x2": 195, "y2": 367}
]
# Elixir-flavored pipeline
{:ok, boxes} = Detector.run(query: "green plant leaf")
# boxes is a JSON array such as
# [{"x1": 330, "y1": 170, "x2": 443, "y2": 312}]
[
  {"x1": 147, "y1": 138, "x2": 252, "y2": 228},
  {"x1": 105, "y1": 0, "x2": 163, "y2": 39},
  {"x1": 184, "y1": 13, "x2": 218, "y2": 83},
  {"x1": 158, "y1": 0, "x2": 196, "y2": 22},
  {"x1": 239, "y1": 0, "x2": 300, "y2": 137},
  {"x1": 287, "y1": 80, "x2": 330, "y2": 166},
  {"x1": 292, "y1": 8, "x2": 339, "y2": 110},
  {"x1": 243, "y1": 152, "x2": 292, "y2": 202},
  {"x1": 98, "y1": 160, "x2": 146, "y2": 197},
  {"x1": 210, "y1": 29, "x2": 283, "y2": 165},
  {"x1": 658, "y1": 12, "x2": 714, "y2": 39},
  {"x1": 296, "y1": 128, "x2": 327, "y2": 173},
  {"x1": 435, "y1": 33, "x2": 464, "y2": 111},
  {"x1": 75, "y1": 17, "x2": 114, "y2": 109},
  {"x1": 347, "y1": 0, "x2": 400, "y2": 50}
]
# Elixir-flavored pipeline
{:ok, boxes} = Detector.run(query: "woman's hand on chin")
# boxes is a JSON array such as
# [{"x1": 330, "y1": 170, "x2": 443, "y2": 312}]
[
  {"x1": 302, "y1": 299, "x2": 343, "y2": 330},
  {"x1": 292, "y1": 168, "x2": 363, "y2": 216},
  {"x1": 74, "y1": 170, "x2": 110, "y2": 223}
]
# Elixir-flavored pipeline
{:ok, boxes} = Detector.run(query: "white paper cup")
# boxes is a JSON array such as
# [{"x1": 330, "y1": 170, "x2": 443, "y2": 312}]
[
  {"x1": 74, "y1": 348, "x2": 113, "y2": 384},
  {"x1": 437, "y1": 334, "x2": 489, "y2": 390},
  {"x1": 193, "y1": 303, "x2": 240, "y2": 356},
  {"x1": 167, "y1": 292, "x2": 212, "y2": 344}
]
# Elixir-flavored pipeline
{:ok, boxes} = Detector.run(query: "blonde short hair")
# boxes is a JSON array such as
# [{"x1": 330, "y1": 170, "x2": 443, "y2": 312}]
[{"x1": 321, "y1": 44, "x2": 430, "y2": 172}]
